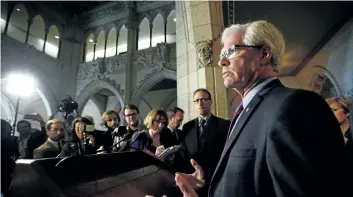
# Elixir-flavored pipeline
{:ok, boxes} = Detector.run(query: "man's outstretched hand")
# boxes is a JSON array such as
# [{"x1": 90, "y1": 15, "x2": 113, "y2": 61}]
[
  {"x1": 176, "y1": 159, "x2": 205, "y2": 189},
  {"x1": 145, "y1": 159, "x2": 204, "y2": 197}
]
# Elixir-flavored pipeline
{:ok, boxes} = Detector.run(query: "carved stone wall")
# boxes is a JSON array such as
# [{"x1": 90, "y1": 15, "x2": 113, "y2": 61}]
[
  {"x1": 132, "y1": 43, "x2": 176, "y2": 92},
  {"x1": 76, "y1": 43, "x2": 176, "y2": 106},
  {"x1": 76, "y1": 54, "x2": 127, "y2": 100},
  {"x1": 79, "y1": 1, "x2": 175, "y2": 30}
]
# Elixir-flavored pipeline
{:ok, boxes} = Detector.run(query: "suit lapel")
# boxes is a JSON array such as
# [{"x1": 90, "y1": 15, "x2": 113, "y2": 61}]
[
  {"x1": 185, "y1": 118, "x2": 199, "y2": 154},
  {"x1": 45, "y1": 140, "x2": 59, "y2": 152},
  {"x1": 210, "y1": 79, "x2": 283, "y2": 188}
]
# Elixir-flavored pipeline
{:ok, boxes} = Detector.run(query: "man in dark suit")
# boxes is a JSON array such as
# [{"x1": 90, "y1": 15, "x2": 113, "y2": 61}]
[
  {"x1": 33, "y1": 119, "x2": 65, "y2": 159},
  {"x1": 174, "y1": 20, "x2": 348, "y2": 197},
  {"x1": 166, "y1": 107, "x2": 185, "y2": 144},
  {"x1": 179, "y1": 88, "x2": 230, "y2": 184}
]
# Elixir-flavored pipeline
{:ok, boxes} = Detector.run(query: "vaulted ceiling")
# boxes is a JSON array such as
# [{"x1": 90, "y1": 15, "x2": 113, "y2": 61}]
[
  {"x1": 222, "y1": 1, "x2": 353, "y2": 76},
  {"x1": 36, "y1": 1, "x2": 109, "y2": 16}
]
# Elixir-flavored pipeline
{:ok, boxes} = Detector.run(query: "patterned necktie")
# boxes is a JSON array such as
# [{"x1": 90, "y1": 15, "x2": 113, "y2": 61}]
[
  {"x1": 227, "y1": 102, "x2": 244, "y2": 139},
  {"x1": 199, "y1": 119, "x2": 206, "y2": 137}
]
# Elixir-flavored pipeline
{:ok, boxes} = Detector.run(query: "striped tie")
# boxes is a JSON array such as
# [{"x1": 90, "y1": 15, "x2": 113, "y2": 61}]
[{"x1": 227, "y1": 103, "x2": 244, "y2": 139}]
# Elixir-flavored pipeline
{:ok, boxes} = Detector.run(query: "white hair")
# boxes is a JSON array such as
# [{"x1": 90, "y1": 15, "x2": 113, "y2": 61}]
[{"x1": 221, "y1": 20, "x2": 286, "y2": 72}]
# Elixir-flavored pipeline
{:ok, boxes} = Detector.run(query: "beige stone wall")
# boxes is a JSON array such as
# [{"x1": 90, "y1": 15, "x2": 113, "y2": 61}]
[
  {"x1": 176, "y1": 1, "x2": 228, "y2": 122},
  {"x1": 294, "y1": 19, "x2": 353, "y2": 97}
]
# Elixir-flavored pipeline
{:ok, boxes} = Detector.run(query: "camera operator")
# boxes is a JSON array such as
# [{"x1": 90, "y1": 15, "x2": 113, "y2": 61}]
[{"x1": 60, "y1": 117, "x2": 97, "y2": 156}]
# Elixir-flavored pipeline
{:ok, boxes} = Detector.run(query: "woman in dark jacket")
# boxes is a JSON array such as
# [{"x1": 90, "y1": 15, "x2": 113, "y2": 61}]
[
  {"x1": 130, "y1": 109, "x2": 176, "y2": 156},
  {"x1": 60, "y1": 117, "x2": 97, "y2": 157},
  {"x1": 326, "y1": 96, "x2": 352, "y2": 195}
]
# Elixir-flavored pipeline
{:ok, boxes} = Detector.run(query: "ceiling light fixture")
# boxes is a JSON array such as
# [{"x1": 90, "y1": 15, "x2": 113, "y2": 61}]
[
  {"x1": 55, "y1": 36, "x2": 59, "y2": 39},
  {"x1": 173, "y1": 18, "x2": 176, "y2": 22},
  {"x1": 89, "y1": 39, "x2": 93, "y2": 43},
  {"x1": 16, "y1": 8, "x2": 20, "y2": 11}
]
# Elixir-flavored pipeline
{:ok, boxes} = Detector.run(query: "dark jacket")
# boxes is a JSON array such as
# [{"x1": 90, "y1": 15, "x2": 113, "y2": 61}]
[
  {"x1": 179, "y1": 114, "x2": 230, "y2": 183},
  {"x1": 33, "y1": 140, "x2": 61, "y2": 159},
  {"x1": 130, "y1": 128, "x2": 177, "y2": 153},
  {"x1": 209, "y1": 79, "x2": 348, "y2": 197}
]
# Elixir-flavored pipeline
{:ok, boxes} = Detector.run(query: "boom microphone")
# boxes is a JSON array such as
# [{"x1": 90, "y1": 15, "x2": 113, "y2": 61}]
[{"x1": 111, "y1": 126, "x2": 128, "y2": 136}]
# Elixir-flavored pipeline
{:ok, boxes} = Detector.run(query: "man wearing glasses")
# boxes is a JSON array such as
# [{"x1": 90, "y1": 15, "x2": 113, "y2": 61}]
[
  {"x1": 178, "y1": 88, "x2": 230, "y2": 189},
  {"x1": 114, "y1": 104, "x2": 147, "y2": 151},
  {"x1": 173, "y1": 20, "x2": 347, "y2": 197}
]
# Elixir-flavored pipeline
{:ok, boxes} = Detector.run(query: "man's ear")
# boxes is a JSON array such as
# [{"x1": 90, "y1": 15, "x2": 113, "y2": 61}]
[{"x1": 260, "y1": 45, "x2": 272, "y2": 65}]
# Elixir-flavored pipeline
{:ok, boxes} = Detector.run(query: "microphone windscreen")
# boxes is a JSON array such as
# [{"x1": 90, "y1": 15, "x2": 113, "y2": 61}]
[{"x1": 112, "y1": 126, "x2": 128, "y2": 136}]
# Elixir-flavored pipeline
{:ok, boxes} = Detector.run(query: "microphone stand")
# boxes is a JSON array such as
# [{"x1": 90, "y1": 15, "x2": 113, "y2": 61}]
[{"x1": 98, "y1": 132, "x2": 132, "y2": 153}]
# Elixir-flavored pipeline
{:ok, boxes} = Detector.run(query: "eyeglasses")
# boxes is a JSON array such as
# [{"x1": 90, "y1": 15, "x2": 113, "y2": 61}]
[
  {"x1": 219, "y1": 45, "x2": 263, "y2": 61},
  {"x1": 154, "y1": 119, "x2": 166, "y2": 124},
  {"x1": 125, "y1": 113, "x2": 138, "y2": 117},
  {"x1": 193, "y1": 98, "x2": 210, "y2": 103}
]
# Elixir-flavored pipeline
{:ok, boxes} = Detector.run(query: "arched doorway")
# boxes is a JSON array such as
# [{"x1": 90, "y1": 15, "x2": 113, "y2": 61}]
[
  {"x1": 131, "y1": 69, "x2": 176, "y2": 105},
  {"x1": 132, "y1": 70, "x2": 177, "y2": 119},
  {"x1": 0, "y1": 77, "x2": 56, "y2": 124},
  {"x1": 312, "y1": 66, "x2": 341, "y2": 99},
  {"x1": 77, "y1": 80, "x2": 124, "y2": 129}
]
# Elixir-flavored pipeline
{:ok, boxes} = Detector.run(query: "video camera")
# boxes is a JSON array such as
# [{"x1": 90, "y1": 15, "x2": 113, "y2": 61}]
[
  {"x1": 57, "y1": 95, "x2": 78, "y2": 119},
  {"x1": 80, "y1": 124, "x2": 95, "y2": 134}
]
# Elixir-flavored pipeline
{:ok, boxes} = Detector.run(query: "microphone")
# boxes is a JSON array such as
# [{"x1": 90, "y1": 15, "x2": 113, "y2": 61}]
[
  {"x1": 111, "y1": 126, "x2": 128, "y2": 136},
  {"x1": 98, "y1": 131, "x2": 133, "y2": 152}
]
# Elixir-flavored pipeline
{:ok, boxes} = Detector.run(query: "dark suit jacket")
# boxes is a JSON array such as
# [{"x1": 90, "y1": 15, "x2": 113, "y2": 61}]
[
  {"x1": 130, "y1": 128, "x2": 178, "y2": 153},
  {"x1": 13, "y1": 131, "x2": 46, "y2": 159},
  {"x1": 33, "y1": 140, "x2": 61, "y2": 159},
  {"x1": 180, "y1": 115, "x2": 230, "y2": 183},
  {"x1": 209, "y1": 79, "x2": 348, "y2": 197},
  {"x1": 166, "y1": 127, "x2": 183, "y2": 145}
]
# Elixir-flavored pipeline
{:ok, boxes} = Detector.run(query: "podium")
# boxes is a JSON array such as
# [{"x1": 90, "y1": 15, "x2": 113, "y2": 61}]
[{"x1": 8, "y1": 151, "x2": 182, "y2": 197}]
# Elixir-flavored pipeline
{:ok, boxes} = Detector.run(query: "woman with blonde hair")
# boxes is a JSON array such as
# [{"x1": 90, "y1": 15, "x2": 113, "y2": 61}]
[
  {"x1": 130, "y1": 109, "x2": 175, "y2": 156},
  {"x1": 326, "y1": 96, "x2": 352, "y2": 144},
  {"x1": 326, "y1": 96, "x2": 352, "y2": 180}
]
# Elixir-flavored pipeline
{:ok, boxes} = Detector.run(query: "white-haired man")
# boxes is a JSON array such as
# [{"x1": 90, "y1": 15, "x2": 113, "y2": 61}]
[{"x1": 173, "y1": 20, "x2": 348, "y2": 197}]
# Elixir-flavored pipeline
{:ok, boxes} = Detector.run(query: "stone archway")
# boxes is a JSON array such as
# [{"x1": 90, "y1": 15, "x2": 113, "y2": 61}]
[
  {"x1": 0, "y1": 77, "x2": 57, "y2": 120},
  {"x1": 160, "y1": 89, "x2": 177, "y2": 110},
  {"x1": 311, "y1": 65, "x2": 341, "y2": 99},
  {"x1": 131, "y1": 69, "x2": 176, "y2": 105},
  {"x1": 1, "y1": 92, "x2": 16, "y2": 122},
  {"x1": 76, "y1": 79, "x2": 124, "y2": 115}
]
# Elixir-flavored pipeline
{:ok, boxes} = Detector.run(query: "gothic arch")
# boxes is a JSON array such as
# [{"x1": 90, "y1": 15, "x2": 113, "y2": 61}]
[
  {"x1": 311, "y1": 65, "x2": 341, "y2": 98},
  {"x1": 131, "y1": 69, "x2": 176, "y2": 105},
  {"x1": 1, "y1": 92, "x2": 16, "y2": 122},
  {"x1": 76, "y1": 79, "x2": 124, "y2": 115},
  {"x1": 0, "y1": 77, "x2": 57, "y2": 119},
  {"x1": 160, "y1": 88, "x2": 177, "y2": 110}
]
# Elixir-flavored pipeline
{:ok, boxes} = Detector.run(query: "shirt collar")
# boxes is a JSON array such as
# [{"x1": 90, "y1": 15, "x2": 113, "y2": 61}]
[
  {"x1": 47, "y1": 138, "x2": 59, "y2": 149},
  {"x1": 242, "y1": 77, "x2": 277, "y2": 108},
  {"x1": 167, "y1": 126, "x2": 174, "y2": 132},
  {"x1": 198, "y1": 113, "x2": 212, "y2": 124}
]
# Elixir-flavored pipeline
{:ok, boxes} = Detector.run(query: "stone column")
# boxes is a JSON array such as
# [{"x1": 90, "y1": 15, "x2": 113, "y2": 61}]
[
  {"x1": 42, "y1": 28, "x2": 49, "y2": 51},
  {"x1": 176, "y1": 1, "x2": 228, "y2": 121},
  {"x1": 25, "y1": 19, "x2": 32, "y2": 43},
  {"x1": 124, "y1": 3, "x2": 138, "y2": 105}
]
